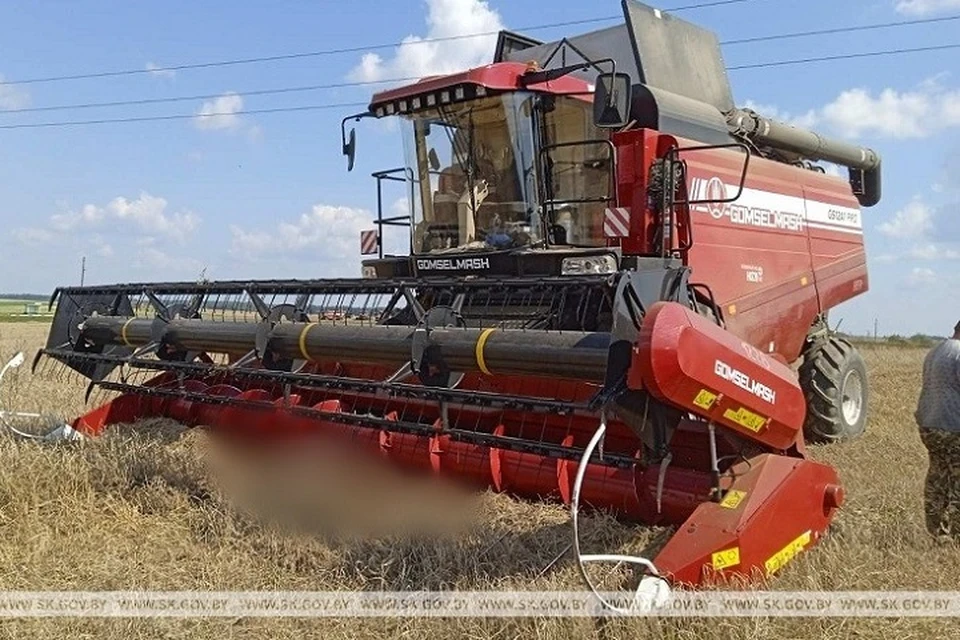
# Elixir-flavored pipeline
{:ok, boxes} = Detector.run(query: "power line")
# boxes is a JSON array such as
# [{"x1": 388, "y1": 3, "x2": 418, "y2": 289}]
[
  {"x1": 729, "y1": 42, "x2": 960, "y2": 70},
  {"x1": 3, "y1": 16, "x2": 957, "y2": 116},
  {"x1": 2, "y1": 40, "x2": 957, "y2": 130},
  {"x1": 0, "y1": 0, "x2": 754, "y2": 86},
  {"x1": 723, "y1": 14, "x2": 959, "y2": 45},
  {"x1": 0, "y1": 102, "x2": 368, "y2": 130},
  {"x1": 0, "y1": 78, "x2": 420, "y2": 115}
]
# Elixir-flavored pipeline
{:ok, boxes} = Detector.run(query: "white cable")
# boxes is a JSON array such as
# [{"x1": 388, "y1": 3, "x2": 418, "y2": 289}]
[
  {"x1": 0, "y1": 352, "x2": 81, "y2": 442},
  {"x1": 571, "y1": 411, "x2": 671, "y2": 614}
]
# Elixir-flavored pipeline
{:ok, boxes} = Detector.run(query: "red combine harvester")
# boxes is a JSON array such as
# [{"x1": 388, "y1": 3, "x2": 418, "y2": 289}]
[{"x1": 33, "y1": 1, "x2": 880, "y2": 599}]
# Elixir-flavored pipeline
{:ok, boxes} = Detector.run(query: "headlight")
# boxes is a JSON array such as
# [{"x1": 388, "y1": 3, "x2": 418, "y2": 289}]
[
  {"x1": 361, "y1": 265, "x2": 378, "y2": 279},
  {"x1": 561, "y1": 255, "x2": 618, "y2": 275}
]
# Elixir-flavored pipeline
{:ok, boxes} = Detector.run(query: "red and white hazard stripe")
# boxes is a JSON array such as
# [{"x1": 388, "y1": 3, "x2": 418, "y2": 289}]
[
  {"x1": 360, "y1": 229, "x2": 379, "y2": 255},
  {"x1": 603, "y1": 207, "x2": 631, "y2": 238}
]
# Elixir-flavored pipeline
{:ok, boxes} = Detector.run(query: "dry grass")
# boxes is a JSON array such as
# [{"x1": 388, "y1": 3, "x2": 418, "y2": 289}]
[{"x1": 0, "y1": 323, "x2": 958, "y2": 639}]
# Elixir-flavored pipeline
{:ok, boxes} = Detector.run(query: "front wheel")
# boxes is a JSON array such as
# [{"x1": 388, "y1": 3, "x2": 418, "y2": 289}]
[{"x1": 799, "y1": 336, "x2": 868, "y2": 443}]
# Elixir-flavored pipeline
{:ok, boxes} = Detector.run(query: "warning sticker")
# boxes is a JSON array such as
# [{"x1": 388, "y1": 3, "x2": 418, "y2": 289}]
[
  {"x1": 722, "y1": 407, "x2": 768, "y2": 432},
  {"x1": 693, "y1": 389, "x2": 718, "y2": 410},
  {"x1": 720, "y1": 490, "x2": 747, "y2": 510},
  {"x1": 711, "y1": 547, "x2": 741, "y2": 571},
  {"x1": 764, "y1": 530, "x2": 812, "y2": 576}
]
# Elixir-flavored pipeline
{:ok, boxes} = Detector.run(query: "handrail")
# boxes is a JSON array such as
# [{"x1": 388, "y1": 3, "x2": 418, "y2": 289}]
[
  {"x1": 372, "y1": 167, "x2": 413, "y2": 258},
  {"x1": 662, "y1": 142, "x2": 752, "y2": 257}
]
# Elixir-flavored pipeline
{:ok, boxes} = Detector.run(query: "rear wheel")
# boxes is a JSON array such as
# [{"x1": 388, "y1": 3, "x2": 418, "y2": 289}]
[{"x1": 799, "y1": 336, "x2": 868, "y2": 442}]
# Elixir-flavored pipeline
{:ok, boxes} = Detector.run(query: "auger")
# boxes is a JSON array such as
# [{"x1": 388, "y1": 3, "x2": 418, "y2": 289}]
[{"x1": 30, "y1": 0, "x2": 879, "y2": 601}]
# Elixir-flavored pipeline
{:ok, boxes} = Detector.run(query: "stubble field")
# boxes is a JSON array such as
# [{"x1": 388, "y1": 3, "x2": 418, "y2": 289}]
[{"x1": 0, "y1": 322, "x2": 957, "y2": 639}]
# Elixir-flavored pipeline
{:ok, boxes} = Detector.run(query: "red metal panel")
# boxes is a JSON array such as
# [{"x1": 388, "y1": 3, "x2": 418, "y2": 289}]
[
  {"x1": 430, "y1": 435, "x2": 493, "y2": 488},
  {"x1": 681, "y1": 146, "x2": 824, "y2": 362},
  {"x1": 612, "y1": 129, "x2": 661, "y2": 255},
  {"x1": 608, "y1": 130, "x2": 865, "y2": 365},
  {"x1": 653, "y1": 453, "x2": 842, "y2": 585},
  {"x1": 194, "y1": 384, "x2": 242, "y2": 428},
  {"x1": 490, "y1": 426, "x2": 562, "y2": 499},
  {"x1": 369, "y1": 62, "x2": 592, "y2": 107},
  {"x1": 72, "y1": 393, "x2": 150, "y2": 436},
  {"x1": 379, "y1": 431, "x2": 433, "y2": 472},
  {"x1": 632, "y1": 302, "x2": 806, "y2": 451},
  {"x1": 803, "y1": 178, "x2": 869, "y2": 313},
  {"x1": 166, "y1": 379, "x2": 210, "y2": 425}
]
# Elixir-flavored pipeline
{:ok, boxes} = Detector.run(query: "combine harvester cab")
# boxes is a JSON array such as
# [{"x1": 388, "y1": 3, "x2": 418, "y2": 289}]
[{"x1": 33, "y1": 0, "x2": 879, "y2": 600}]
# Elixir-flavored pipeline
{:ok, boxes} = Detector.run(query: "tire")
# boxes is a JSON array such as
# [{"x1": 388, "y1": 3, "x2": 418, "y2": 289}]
[{"x1": 799, "y1": 336, "x2": 868, "y2": 443}]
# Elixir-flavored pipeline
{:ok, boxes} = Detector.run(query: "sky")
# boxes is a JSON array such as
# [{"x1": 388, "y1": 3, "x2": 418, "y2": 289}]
[{"x1": 0, "y1": 0, "x2": 958, "y2": 337}]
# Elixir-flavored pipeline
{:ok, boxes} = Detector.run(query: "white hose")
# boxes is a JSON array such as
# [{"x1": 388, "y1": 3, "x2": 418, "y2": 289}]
[
  {"x1": 0, "y1": 352, "x2": 81, "y2": 442},
  {"x1": 571, "y1": 411, "x2": 671, "y2": 614}
]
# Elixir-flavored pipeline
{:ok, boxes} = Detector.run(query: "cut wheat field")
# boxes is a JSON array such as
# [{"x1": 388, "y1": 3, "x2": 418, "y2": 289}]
[{"x1": 0, "y1": 322, "x2": 957, "y2": 639}]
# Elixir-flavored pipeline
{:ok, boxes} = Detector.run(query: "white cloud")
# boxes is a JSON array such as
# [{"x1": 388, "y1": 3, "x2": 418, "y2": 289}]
[
  {"x1": 907, "y1": 267, "x2": 937, "y2": 286},
  {"x1": 749, "y1": 77, "x2": 960, "y2": 140},
  {"x1": 230, "y1": 204, "x2": 372, "y2": 261},
  {"x1": 13, "y1": 227, "x2": 53, "y2": 246},
  {"x1": 391, "y1": 197, "x2": 410, "y2": 217},
  {"x1": 91, "y1": 235, "x2": 114, "y2": 258},
  {"x1": 194, "y1": 92, "x2": 244, "y2": 131},
  {"x1": 873, "y1": 196, "x2": 960, "y2": 265},
  {"x1": 145, "y1": 62, "x2": 176, "y2": 79},
  {"x1": 908, "y1": 243, "x2": 960, "y2": 260},
  {"x1": 245, "y1": 124, "x2": 264, "y2": 143},
  {"x1": 895, "y1": 0, "x2": 960, "y2": 15},
  {"x1": 878, "y1": 199, "x2": 934, "y2": 239},
  {"x1": 349, "y1": 0, "x2": 503, "y2": 84},
  {"x1": 133, "y1": 247, "x2": 205, "y2": 276},
  {"x1": 0, "y1": 73, "x2": 29, "y2": 111},
  {"x1": 816, "y1": 73, "x2": 960, "y2": 139},
  {"x1": 741, "y1": 100, "x2": 818, "y2": 129},
  {"x1": 819, "y1": 85, "x2": 960, "y2": 139},
  {"x1": 26, "y1": 192, "x2": 199, "y2": 244}
]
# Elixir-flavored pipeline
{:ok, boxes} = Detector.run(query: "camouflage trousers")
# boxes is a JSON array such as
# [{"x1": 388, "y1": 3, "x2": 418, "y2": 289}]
[{"x1": 919, "y1": 428, "x2": 960, "y2": 538}]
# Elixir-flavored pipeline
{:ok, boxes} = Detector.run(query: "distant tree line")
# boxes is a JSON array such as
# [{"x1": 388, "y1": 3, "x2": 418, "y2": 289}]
[
  {"x1": 840, "y1": 332, "x2": 944, "y2": 349},
  {"x1": 0, "y1": 293, "x2": 49, "y2": 301}
]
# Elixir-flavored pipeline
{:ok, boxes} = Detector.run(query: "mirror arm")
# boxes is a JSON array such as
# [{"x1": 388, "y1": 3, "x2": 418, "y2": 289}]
[
  {"x1": 341, "y1": 110, "x2": 374, "y2": 172},
  {"x1": 341, "y1": 111, "x2": 373, "y2": 151},
  {"x1": 519, "y1": 58, "x2": 616, "y2": 88}
]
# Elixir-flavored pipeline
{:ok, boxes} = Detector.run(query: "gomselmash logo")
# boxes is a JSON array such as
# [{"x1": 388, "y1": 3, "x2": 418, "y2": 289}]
[
  {"x1": 689, "y1": 176, "x2": 806, "y2": 233},
  {"x1": 715, "y1": 360, "x2": 777, "y2": 405},
  {"x1": 416, "y1": 257, "x2": 491, "y2": 271}
]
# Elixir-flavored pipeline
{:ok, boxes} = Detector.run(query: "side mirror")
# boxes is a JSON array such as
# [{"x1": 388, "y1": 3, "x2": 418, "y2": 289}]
[
  {"x1": 343, "y1": 128, "x2": 357, "y2": 172},
  {"x1": 428, "y1": 148, "x2": 440, "y2": 171},
  {"x1": 593, "y1": 72, "x2": 633, "y2": 129}
]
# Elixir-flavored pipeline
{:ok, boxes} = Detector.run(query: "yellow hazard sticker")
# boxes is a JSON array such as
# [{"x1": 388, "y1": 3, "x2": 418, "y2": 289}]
[
  {"x1": 764, "y1": 530, "x2": 812, "y2": 576},
  {"x1": 693, "y1": 389, "x2": 718, "y2": 410},
  {"x1": 711, "y1": 547, "x2": 741, "y2": 571},
  {"x1": 720, "y1": 490, "x2": 747, "y2": 509},
  {"x1": 723, "y1": 407, "x2": 768, "y2": 432}
]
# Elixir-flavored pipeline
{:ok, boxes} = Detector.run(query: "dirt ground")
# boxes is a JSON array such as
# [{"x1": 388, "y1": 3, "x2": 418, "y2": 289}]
[{"x1": 0, "y1": 322, "x2": 957, "y2": 639}]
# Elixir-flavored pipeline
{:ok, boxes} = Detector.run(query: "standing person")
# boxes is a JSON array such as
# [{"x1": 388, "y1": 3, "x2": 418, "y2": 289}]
[{"x1": 915, "y1": 321, "x2": 960, "y2": 539}]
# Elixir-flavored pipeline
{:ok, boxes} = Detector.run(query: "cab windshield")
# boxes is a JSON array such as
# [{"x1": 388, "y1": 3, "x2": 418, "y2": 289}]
[{"x1": 401, "y1": 93, "x2": 539, "y2": 254}]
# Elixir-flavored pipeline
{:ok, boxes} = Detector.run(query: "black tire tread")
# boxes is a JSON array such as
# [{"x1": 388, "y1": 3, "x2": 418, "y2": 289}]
[{"x1": 799, "y1": 336, "x2": 867, "y2": 442}]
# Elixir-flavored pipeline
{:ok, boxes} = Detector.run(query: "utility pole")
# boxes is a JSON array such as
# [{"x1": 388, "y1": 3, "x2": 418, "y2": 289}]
[
  {"x1": 80, "y1": 256, "x2": 86, "y2": 287},
  {"x1": 874, "y1": 318, "x2": 878, "y2": 341}
]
